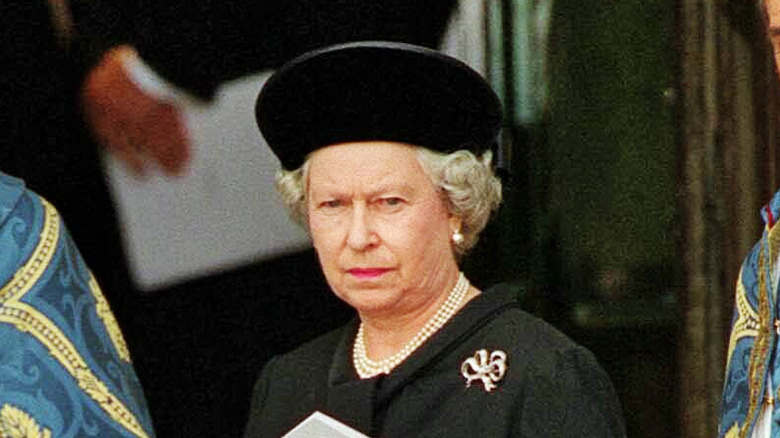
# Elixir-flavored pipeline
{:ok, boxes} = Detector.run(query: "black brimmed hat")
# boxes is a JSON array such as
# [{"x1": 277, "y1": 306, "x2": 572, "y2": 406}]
[{"x1": 255, "y1": 41, "x2": 503, "y2": 170}]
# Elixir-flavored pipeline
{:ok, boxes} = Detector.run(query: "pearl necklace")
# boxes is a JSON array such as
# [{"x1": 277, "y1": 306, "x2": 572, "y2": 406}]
[{"x1": 353, "y1": 272, "x2": 470, "y2": 379}]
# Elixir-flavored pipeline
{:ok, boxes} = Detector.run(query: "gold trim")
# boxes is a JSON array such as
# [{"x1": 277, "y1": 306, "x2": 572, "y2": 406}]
[
  {"x1": 723, "y1": 422, "x2": 739, "y2": 438},
  {"x1": 0, "y1": 404, "x2": 52, "y2": 438},
  {"x1": 741, "y1": 222, "x2": 780, "y2": 437},
  {"x1": 88, "y1": 274, "x2": 131, "y2": 363},
  {"x1": 0, "y1": 200, "x2": 59, "y2": 304},
  {"x1": 0, "y1": 199, "x2": 150, "y2": 438},
  {"x1": 725, "y1": 270, "x2": 760, "y2": 367}
]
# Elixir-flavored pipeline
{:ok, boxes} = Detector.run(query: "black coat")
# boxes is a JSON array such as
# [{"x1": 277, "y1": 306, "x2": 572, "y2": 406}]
[{"x1": 244, "y1": 285, "x2": 627, "y2": 438}]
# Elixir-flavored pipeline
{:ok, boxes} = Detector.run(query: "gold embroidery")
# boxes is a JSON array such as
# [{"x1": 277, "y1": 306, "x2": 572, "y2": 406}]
[
  {"x1": 777, "y1": 385, "x2": 780, "y2": 405},
  {"x1": 89, "y1": 275, "x2": 131, "y2": 363},
  {"x1": 723, "y1": 422, "x2": 739, "y2": 438},
  {"x1": 0, "y1": 199, "x2": 150, "y2": 438},
  {"x1": 725, "y1": 271, "x2": 760, "y2": 367},
  {"x1": 0, "y1": 200, "x2": 59, "y2": 305},
  {"x1": 742, "y1": 222, "x2": 780, "y2": 438},
  {"x1": 0, "y1": 404, "x2": 52, "y2": 438}
]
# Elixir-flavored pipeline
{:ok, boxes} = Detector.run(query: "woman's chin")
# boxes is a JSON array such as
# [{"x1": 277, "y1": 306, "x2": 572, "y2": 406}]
[{"x1": 337, "y1": 289, "x2": 400, "y2": 317}]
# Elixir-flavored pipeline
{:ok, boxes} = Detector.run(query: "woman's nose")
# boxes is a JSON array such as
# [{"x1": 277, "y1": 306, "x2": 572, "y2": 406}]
[{"x1": 346, "y1": 205, "x2": 378, "y2": 250}]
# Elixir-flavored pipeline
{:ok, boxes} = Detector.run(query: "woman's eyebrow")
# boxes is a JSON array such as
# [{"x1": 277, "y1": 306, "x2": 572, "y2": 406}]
[{"x1": 367, "y1": 180, "x2": 417, "y2": 197}]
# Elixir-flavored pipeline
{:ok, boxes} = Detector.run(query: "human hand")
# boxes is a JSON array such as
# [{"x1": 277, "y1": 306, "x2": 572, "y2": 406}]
[{"x1": 81, "y1": 45, "x2": 191, "y2": 176}]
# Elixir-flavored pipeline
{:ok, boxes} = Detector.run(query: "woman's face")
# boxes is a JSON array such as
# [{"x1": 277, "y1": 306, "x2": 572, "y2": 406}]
[{"x1": 306, "y1": 141, "x2": 462, "y2": 320}]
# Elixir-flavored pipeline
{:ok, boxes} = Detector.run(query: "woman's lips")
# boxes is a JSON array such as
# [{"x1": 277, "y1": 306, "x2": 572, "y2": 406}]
[{"x1": 348, "y1": 268, "x2": 390, "y2": 279}]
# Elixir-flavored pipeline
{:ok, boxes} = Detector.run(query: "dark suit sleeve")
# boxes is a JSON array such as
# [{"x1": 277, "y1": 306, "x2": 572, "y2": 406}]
[
  {"x1": 71, "y1": 0, "x2": 457, "y2": 100},
  {"x1": 516, "y1": 346, "x2": 627, "y2": 438}
]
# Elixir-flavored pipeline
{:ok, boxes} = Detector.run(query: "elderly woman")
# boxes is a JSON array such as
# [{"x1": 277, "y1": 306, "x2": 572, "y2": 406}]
[{"x1": 243, "y1": 41, "x2": 625, "y2": 438}]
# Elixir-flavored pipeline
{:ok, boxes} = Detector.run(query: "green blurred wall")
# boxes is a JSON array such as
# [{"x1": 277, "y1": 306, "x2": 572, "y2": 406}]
[{"x1": 546, "y1": 0, "x2": 677, "y2": 298}]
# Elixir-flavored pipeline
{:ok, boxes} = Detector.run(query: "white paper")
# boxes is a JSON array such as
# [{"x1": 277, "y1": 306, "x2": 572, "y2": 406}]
[
  {"x1": 283, "y1": 411, "x2": 370, "y2": 438},
  {"x1": 105, "y1": 72, "x2": 310, "y2": 291}
]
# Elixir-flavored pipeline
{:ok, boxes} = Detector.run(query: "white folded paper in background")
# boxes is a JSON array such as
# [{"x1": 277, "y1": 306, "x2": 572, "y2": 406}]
[{"x1": 104, "y1": 72, "x2": 310, "y2": 291}]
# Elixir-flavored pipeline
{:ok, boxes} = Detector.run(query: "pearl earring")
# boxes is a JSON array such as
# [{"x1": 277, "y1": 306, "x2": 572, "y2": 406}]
[{"x1": 452, "y1": 230, "x2": 464, "y2": 245}]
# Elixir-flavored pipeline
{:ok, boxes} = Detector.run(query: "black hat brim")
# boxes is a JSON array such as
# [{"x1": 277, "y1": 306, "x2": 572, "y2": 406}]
[{"x1": 255, "y1": 41, "x2": 503, "y2": 170}]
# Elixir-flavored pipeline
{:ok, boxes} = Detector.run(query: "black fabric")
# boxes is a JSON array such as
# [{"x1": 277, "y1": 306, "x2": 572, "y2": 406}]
[
  {"x1": 256, "y1": 42, "x2": 503, "y2": 170},
  {"x1": 243, "y1": 285, "x2": 627, "y2": 438},
  {"x1": 70, "y1": 0, "x2": 459, "y2": 100}
]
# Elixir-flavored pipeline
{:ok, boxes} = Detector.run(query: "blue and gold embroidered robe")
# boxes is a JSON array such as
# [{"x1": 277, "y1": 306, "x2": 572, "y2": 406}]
[
  {"x1": 0, "y1": 171, "x2": 155, "y2": 438},
  {"x1": 721, "y1": 190, "x2": 780, "y2": 438}
]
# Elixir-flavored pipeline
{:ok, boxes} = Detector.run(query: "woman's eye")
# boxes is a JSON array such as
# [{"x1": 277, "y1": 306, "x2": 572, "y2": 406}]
[
  {"x1": 323, "y1": 200, "x2": 342, "y2": 208},
  {"x1": 378, "y1": 197, "x2": 404, "y2": 207}
]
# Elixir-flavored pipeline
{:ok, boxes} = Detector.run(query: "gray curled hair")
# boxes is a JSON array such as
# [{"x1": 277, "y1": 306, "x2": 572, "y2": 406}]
[{"x1": 274, "y1": 146, "x2": 503, "y2": 256}]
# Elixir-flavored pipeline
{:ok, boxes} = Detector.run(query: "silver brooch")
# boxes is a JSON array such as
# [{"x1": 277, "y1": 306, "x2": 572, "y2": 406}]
[{"x1": 461, "y1": 349, "x2": 507, "y2": 392}]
